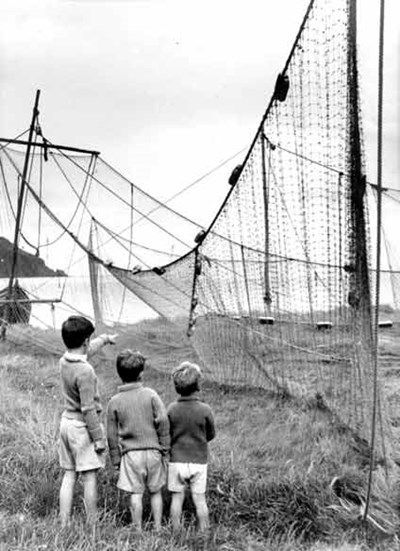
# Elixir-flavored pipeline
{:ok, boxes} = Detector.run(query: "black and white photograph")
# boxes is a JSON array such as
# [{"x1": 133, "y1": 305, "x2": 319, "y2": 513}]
[{"x1": 0, "y1": 0, "x2": 399, "y2": 549}]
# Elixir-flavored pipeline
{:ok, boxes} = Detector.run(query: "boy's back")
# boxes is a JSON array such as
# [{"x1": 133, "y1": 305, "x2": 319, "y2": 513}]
[
  {"x1": 57, "y1": 316, "x2": 117, "y2": 528},
  {"x1": 167, "y1": 361, "x2": 216, "y2": 533},
  {"x1": 107, "y1": 383, "x2": 169, "y2": 465},
  {"x1": 60, "y1": 335, "x2": 111, "y2": 441},
  {"x1": 106, "y1": 350, "x2": 169, "y2": 532},
  {"x1": 167, "y1": 396, "x2": 215, "y2": 464}
]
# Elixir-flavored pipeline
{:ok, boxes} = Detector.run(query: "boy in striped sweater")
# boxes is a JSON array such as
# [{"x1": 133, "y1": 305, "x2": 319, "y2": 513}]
[
  {"x1": 58, "y1": 315, "x2": 117, "y2": 528},
  {"x1": 106, "y1": 350, "x2": 170, "y2": 531}
]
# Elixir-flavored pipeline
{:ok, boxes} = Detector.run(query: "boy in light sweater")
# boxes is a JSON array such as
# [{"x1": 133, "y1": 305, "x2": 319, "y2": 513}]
[
  {"x1": 167, "y1": 362, "x2": 216, "y2": 533},
  {"x1": 106, "y1": 349, "x2": 170, "y2": 531},
  {"x1": 58, "y1": 315, "x2": 117, "y2": 527}
]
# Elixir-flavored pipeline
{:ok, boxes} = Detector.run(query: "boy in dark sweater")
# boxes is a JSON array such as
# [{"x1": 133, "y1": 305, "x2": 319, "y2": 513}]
[
  {"x1": 167, "y1": 362, "x2": 216, "y2": 532},
  {"x1": 106, "y1": 350, "x2": 170, "y2": 531}
]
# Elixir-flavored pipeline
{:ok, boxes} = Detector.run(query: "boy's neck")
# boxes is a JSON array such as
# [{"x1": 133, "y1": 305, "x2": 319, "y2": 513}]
[
  {"x1": 67, "y1": 337, "x2": 89, "y2": 356},
  {"x1": 67, "y1": 345, "x2": 87, "y2": 355},
  {"x1": 179, "y1": 390, "x2": 198, "y2": 399},
  {"x1": 121, "y1": 374, "x2": 143, "y2": 385}
]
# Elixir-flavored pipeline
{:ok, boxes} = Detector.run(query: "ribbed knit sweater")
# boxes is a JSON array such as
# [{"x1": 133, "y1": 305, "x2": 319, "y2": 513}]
[
  {"x1": 167, "y1": 394, "x2": 215, "y2": 464},
  {"x1": 106, "y1": 382, "x2": 170, "y2": 467},
  {"x1": 59, "y1": 335, "x2": 110, "y2": 443}
]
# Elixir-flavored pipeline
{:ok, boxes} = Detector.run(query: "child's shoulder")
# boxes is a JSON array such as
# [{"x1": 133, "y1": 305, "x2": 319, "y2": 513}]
[
  {"x1": 166, "y1": 399, "x2": 179, "y2": 410},
  {"x1": 107, "y1": 391, "x2": 120, "y2": 406},
  {"x1": 167, "y1": 396, "x2": 211, "y2": 409},
  {"x1": 192, "y1": 397, "x2": 214, "y2": 417},
  {"x1": 60, "y1": 354, "x2": 93, "y2": 375},
  {"x1": 197, "y1": 398, "x2": 214, "y2": 411},
  {"x1": 142, "y1": 385, "x2": 161, "y2": 396}
]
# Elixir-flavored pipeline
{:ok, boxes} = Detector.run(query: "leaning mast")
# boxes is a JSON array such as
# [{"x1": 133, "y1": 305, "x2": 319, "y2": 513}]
[{"x1": 3, "y1": 90, "x2": 41, "y2": 329}]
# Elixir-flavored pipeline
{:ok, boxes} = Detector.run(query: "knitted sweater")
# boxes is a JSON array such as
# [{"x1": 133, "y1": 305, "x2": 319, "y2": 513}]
[
  {"x1": 59, "y1": 335, "x2": 109, "y2": 443},
  {"x1": 106, "y1": 382, "x2": 170, "y2": 467},
  {"x1": 167, "y1": 394, "x2": 215, "y2": 464}
]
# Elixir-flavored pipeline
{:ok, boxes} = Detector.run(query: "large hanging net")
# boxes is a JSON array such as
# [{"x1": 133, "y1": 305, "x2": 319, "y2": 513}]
[
  {"x1": 0, "y1": 0, "x2": 398, "y2": 461},
  {"x1": 0, "y1": 147, "x2": 205, "y2": 328}
]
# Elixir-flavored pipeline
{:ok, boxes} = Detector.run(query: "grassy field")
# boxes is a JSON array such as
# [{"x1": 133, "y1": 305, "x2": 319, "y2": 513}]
[{"x1": 0, "y1": 319, "x2": 400, "y2": 550}]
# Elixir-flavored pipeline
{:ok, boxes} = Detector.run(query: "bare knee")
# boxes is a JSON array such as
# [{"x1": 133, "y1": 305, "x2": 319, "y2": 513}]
[
  {"x1": 130, "y1": 493, "x2": 143, "y2": 508},
  {"x1": 170, "y1": 491, "x2": 185, "y2": 530},
  {"x1": 170, "y1": 491, "x2": 185, "y2": 510},
  {"x1": 80, "y1": 469, "x2": 97, "y2": 483},
  {"x1": 191, "y1": 492, "x2": 209, "y2": 530},
  {"x1": 191, "y1": 491, "x2": 207, "y2": 509},
  {"x1": 62, "y1": 470, "x2": 77, "y2": 483}
]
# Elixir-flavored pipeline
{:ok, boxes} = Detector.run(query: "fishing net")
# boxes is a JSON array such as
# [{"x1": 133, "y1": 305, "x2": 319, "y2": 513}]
[
  {"x1": 0, "y1": 0, "x2": 398, "y2": 462},
  {"x1": 101, "y1": 0, "x2": 392, "y2": 458}
]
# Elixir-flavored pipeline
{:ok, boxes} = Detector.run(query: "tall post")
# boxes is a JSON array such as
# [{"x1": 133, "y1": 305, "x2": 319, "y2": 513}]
[
  {"x1": 261, "y1": 134, "x2": 272, "y2": 311},
  {"x1": 347, "y1": 1, "x2": 371, "y2": 323},
  {"x1": 88, "y1": 219, "x2": 103, "y2": 329},
  {"x1": 3, "y1": 90, "x2": 41, "y2": 333}
]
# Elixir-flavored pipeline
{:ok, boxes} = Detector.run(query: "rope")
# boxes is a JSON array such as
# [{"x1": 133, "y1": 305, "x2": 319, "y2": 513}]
[
  {"x1": 37, "y1": 145, "x2": 43, "y2": 251},
  {"x1": 147, "y1": 146, "x2": 247, "y2": 212},
  {"x1": 119, "y1": 182, "x2": 135, "y2": 319},
  {"x1": 60, "y1": 154, "x2": 97, "y2": 301},
  {"x1": 20, "y1": 131, "x2": 40, "y2": 246},
  {"x1": 99, "y1": 157, "x2": 204, "y2": 230},
  {"x1": 0, "y1": 129, "x2": 30, "y2": 152},
  {"x1": 22, "y1": 178, "x2": 105, "y2": 265},
  {"x1": 89, "y1": 226, "x2": 180, "y2": 258},
  {"x1": 43, "y1": 141, "x2": 196, "y2": 249},
  {"x1": 105, "y1": 147, "x2": 247, "y2": 253},
  {"x1": 1, "y1": 148, "x2": 40, "y2": 252},
  {"x1": 268, "y1": 139, "x2": 396, "y2": 193},
  {"x1": 38, "y1": 153, "x2": 94, "y2": 247},
  {"x1": 1, "y1": 146, "x2": 92, "y2": 251},
  {"x1": 92, "y1": 217, "x2": 153, "y2": 269},
  {"x1": 364, "y1": 0, "x2": 386, "y2": 520}
]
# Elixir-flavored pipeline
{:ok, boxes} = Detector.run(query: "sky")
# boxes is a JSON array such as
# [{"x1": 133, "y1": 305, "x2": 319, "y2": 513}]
[{"x1": 0, "y1": 0, "x2": 399, "y2": 230}]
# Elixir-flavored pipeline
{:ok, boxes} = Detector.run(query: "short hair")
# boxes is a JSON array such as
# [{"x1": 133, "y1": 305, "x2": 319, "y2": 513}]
[
  {"x1": 61, "y1": 316, "x2": 95, "y2": 349},
  {"x1": 116, "y1": 349, "x2": 146, "y2": 383},
  {"x1": 172, "y1": 361, "x2": 201, "y2": 396}
]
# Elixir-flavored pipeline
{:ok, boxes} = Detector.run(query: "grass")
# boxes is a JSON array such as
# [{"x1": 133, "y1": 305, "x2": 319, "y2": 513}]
[{"x1": 0, "y1": 319, "x2": 400, "y2": 550}]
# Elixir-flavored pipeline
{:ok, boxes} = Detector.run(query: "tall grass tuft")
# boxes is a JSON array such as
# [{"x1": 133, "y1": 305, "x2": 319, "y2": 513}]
[{"x1": 209, "y1": 469, "x2": 326, "y2": 541}]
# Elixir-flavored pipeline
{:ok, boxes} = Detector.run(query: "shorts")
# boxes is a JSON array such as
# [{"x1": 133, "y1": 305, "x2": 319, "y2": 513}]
[
  {"x1": 59, "y1": 416, "x2": 106, "y2": 472},
  {"x1": 118, "y1": 449, "x2": 166, "y2": 494},
  {"x1": 168, "y1": 462, "x2": 208, "y2": 494}
]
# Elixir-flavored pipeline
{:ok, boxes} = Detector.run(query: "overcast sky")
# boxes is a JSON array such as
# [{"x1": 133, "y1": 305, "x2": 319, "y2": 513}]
[{"x1": 1, "y1": 0, "x2": 399, "y2": 228}]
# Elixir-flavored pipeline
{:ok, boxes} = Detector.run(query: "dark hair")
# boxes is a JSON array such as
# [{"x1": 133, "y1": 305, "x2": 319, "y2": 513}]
[
  {"x1": 61, "y1": 316, "x2": 95, "y2": 349},
  {"x1": 172, "y1": 362, "x2": 201, "y2": 396},
  {"x1": 116, "y1": 349, "x2": 146, "y2": 383}
]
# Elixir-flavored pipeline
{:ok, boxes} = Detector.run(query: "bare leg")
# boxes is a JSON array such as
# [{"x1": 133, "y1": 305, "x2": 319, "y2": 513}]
[
  {"x1": 170, "y1": 491, "x2": 185, "y2": 532},
  {"x1": 59, "y1": 470, "x2": 77, "y2": 527},
  {"x1": 129, "y1": 493, "x2": 143, "y2": 532},
  {"x1": 191, "y1": 492, "x2": 209, "y2": 533},
  {"x1": 81, "y1": 469, "x2": 98, "y2": 526},
  {"x1": 150, "y1": 490, "x2": 163, "y2": 530}
]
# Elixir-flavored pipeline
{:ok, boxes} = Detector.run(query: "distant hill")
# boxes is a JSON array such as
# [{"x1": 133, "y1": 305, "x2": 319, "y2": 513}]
[{"x1": 0, "y1": 237, "x2": 67, "y2": 278}]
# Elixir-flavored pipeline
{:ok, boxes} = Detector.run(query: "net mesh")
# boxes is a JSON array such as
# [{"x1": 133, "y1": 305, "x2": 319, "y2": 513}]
[
  {"x1": 0, "y1": 0, "x2": 398, "y2": 461},
  {"x1": 101, "y1": 0, "x2": 391, "y2": 457}
]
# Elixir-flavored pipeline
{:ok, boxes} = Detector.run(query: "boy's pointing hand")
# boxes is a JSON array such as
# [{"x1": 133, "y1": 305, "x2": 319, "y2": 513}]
[
  {"x1": 107, "y1": 334, "x2": 118, "y2": 345},
  {"x1": 94, "y1": 439, "x2": 106, "y2": 453}
]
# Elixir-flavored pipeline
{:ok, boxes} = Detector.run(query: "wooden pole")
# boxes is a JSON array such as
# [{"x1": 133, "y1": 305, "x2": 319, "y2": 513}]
[
  {"x1": 2, "y1": 90, "x2": 41, "y2": 335},
  {"x1": 0, "y1": 137, "x2": 100, "y2": 157}
]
